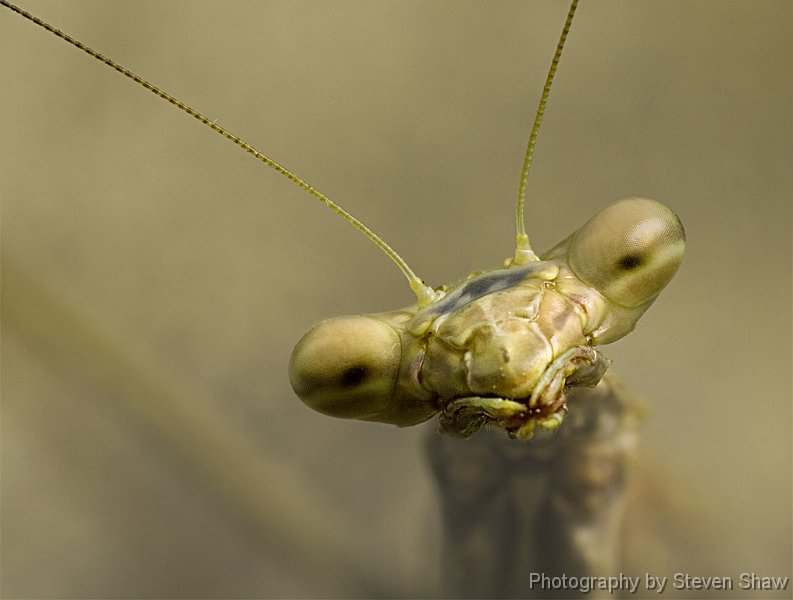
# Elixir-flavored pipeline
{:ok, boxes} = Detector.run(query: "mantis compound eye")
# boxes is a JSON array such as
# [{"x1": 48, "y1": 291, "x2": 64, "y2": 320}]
[
  {"x1": 568, "y1": 197, "x2": 686, "y2": 308},
  {"x1": 289, "y1": 316, "x2": 402, "y2": 423}
]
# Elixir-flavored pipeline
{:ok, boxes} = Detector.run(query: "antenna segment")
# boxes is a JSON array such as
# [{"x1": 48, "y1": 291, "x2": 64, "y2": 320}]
[
  {"x1": 513, "y1": 0, "x2": 578, "y2": 266},
  {"x1": 1, "y1": 0, "x2": 439, "y2": 307}
]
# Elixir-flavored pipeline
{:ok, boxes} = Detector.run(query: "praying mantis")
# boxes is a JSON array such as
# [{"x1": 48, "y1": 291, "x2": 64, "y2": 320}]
[
  {"x1": 2, "y1": 0, "x2": 684, "y2": 441},
  {"x1": 4, "y1": 2, "x2": 788, "y2": 598}
]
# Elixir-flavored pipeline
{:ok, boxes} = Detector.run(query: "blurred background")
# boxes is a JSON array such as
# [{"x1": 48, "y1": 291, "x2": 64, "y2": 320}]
[{"x1": 2, "y1": 1, "x2": 790, "y2": 597}]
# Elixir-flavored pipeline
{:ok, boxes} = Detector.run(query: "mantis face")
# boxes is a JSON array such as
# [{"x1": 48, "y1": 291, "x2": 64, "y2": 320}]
[
  {"x1": 290, "y1": 197, "x2": 684, "y2": 437},
  {"x1": 2, "y1": 0, "x2": 686, "y2": 441}
]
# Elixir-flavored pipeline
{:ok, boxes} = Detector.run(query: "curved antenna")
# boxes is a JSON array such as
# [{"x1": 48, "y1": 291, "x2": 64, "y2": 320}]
[
  {"x1": 1, "y1": 0, "x2": 439, "y2": 307},
  {"x1": 513, "y1": 0, "x2": 578, "y2": 266}
]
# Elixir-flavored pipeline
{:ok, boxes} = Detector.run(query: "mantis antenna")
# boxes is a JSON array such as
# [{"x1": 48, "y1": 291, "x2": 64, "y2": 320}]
[
  {"x1": 513, "y1": 0, "x2": 578, "y2": 266},
  {"x1": 0, "y1": 0, "x2": 439, "y2": 307}
]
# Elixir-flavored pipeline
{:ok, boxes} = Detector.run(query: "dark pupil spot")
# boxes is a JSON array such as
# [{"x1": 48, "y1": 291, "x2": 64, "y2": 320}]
[
  {"x1": 618, "y1": 253, "x2": 643, "y2": 269},
  {"x1": 340, "y1": 365, "x2": 368, "y2": 387}
]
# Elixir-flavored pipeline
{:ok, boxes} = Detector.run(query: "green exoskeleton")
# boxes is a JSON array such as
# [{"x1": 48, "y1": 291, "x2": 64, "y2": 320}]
[
  {"x1": 3, "y1": 0, "x2": 684, "y2": 440},
  {"x1": 291, "y1": 197, "x2": 684, "y2": 439},
  {"x1": 289, "y1": 1, "x2": 685, "y2": 439}
]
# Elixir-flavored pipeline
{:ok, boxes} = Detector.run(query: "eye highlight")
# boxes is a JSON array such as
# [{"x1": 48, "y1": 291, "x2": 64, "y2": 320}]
[{"x1": 567, "y1": 197, "x2": 686, "y2": 307}]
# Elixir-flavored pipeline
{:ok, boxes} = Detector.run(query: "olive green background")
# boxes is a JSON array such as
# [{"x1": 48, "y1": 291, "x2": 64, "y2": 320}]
[{"x1": 2, "y1": 1, "x2": 790, "y2": 597}]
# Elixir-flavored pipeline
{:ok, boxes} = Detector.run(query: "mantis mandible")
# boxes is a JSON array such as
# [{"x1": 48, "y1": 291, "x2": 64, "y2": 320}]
[{"x1": 2, "y1": 0, "x2": 684, "y2": 440}]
